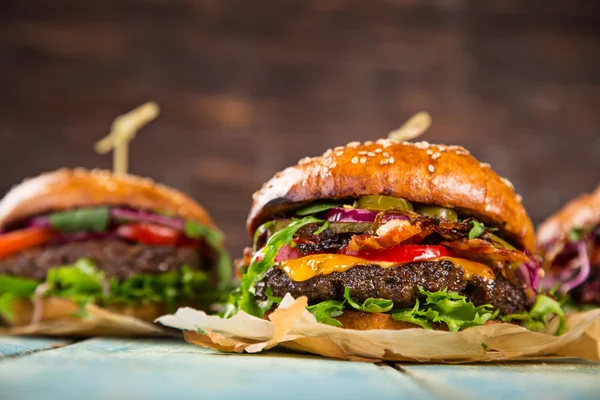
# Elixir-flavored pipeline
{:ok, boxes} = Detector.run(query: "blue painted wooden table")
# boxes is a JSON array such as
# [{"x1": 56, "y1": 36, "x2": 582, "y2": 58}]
[{"x1": 0, "y1": 336, "x2": 598, "y2": 400}]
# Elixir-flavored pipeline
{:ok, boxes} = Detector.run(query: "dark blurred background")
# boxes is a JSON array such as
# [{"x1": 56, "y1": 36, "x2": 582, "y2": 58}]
[{"x1": 1, "y1": 0, "x2": 599, "y2": 254}]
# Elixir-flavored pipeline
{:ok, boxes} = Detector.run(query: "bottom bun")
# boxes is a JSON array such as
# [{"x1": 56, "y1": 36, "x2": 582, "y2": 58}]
[
  {"x1": 333, "y1": 310, "x2": 505, "y2": 331},
  {"x1": 8, "y1": 297, "x2": 167, "y2": 326},
  {"x1": 333, "y1": 310, "x2": 427, "y2": 330}
]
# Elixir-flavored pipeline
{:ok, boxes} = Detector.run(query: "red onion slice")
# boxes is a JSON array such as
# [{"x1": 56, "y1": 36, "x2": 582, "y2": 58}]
[
  {"x1": 561, "y1": 241, "x2": 591, "y2": 293},
  {"x1": 324, "y1": 208, "x2": 378, "y2": 222},
  {"x1": 26, "y1": 216, "x2": 51, "y2": 229},
  {"x1": 111, "y1": 208, "x2": 185, "y2": 230}
]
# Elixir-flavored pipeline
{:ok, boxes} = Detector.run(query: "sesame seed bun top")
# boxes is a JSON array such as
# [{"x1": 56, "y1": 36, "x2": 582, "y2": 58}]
[
  {"x1": 247, "y1": 139, "x2": 535, "y2": 252},
  {"x1": 0, "y1": 168, "x2": 215, "y2": 229}
]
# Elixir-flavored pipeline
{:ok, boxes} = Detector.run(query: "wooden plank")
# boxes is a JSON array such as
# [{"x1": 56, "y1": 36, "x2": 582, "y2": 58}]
[
  {"x1": 0, "y1": 338, "x2": 435, "y2": 400},
  {"x1": 400, "y1": 363, "x2": 600, "y2": 400},
  {"x1": 0, "y1": 336, "x2": 71, "y2": 359}
]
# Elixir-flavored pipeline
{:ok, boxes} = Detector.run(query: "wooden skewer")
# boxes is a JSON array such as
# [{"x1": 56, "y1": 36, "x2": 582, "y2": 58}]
[
  {"x1": 387, "y1": 111, "x2": 432, "y2": 142},
  {"x1": 95, "y1": 102, "x2": 160, "y2": 175}
]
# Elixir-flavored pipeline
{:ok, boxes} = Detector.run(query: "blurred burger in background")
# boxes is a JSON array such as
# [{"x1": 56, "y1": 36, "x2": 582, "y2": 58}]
[
  {"x1": 230, "y1": 137, "x2": 563, "y2": 333},
  {"x1": 0, "y1": 168, "x2": 230, "y2": 329},
  {"x1": 539, "y1": 186, "x2": 600, "y2": 306}
]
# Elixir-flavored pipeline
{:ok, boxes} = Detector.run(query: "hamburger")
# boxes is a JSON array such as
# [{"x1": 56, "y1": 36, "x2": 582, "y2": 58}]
[
  {"x1": 0, "y1": 168, "x2": 230, "y2": 327},
  {"x1": 231, "y1": 139, "x2": 562, "y2": 332},
  {"x1": 538, "y1": 186, "x2": 600, "y2": 306}
]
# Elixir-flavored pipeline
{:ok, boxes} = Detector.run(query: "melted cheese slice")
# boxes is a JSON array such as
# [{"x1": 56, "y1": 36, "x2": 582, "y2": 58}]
[{"x1": 279, "y1": 253, "x2": 495, "y2": 282}]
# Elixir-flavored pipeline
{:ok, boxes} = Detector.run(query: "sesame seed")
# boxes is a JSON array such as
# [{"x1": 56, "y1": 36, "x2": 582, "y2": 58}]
[
  {"x1": 347, "y1": 141, "x2": 360, "y2": 148},
  {"x1": 323, "y1": 149, "x2": 333, "y2": 156},
  {"x1": 432, "y1": 152, "x2": 441, "y2": 160},
  {"x1": 375, "y1": 148, "x2": 382, "y2": 153},
  {"x1": 380, "y1": 159, "x2": 389, "y2": 165},
  {"x1": 367, "y1": 152, "x2": 375, "y2": 157},
  {"x1": 388, "y1": 157, "x2": 395, "y2": 164},
  {"x1": 516, "y1": 194, "x2": 523, "y2": 202},
  {"x1": 480, "y1": 162, "x2": 490, "y2": 168},
  {"x1": 330, "y1": 161, "x2": 337, "y2": 168},
  {"x1": 426, "y1": 149, "x2": 433, "y2": 155},
  {"x1": 428, "y1": 165, "x2": 435, "y2": 173},
  {"x1": 359, "y1": 157, "x2": 367, "y2": 163},
  {"x1": 351, "y1": 156, "x2": 359, "y2": 164},
  {"x1": 364, "y1": 141, "x2": 374, "y2": 145},
  {"x1": 335, "y1": 150, "x2": 344, "y2": 156},
  {"x1": 299, "y1": 157, "x2": 311, "y2": 165},
  {"x1": 383, "y1": 152, "x2": 390, "y2": 157},
  {"x1": 334, "y1": 146, "x2": 344, "y2": 151},
  {"x1": 500, "y1": 177, "x2": 515, "y2": 190},
  {"x1": 358, "y1": 151, "x2": 367, "y2": 155}
]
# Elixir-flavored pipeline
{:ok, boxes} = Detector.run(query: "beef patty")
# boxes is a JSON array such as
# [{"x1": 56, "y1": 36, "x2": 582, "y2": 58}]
[
  {"x1": 255, "y1": 260, "x2": 533, "y2": 315},
  {"x1": 0, "y1": 239, "x2": 202, "y2": 281}
]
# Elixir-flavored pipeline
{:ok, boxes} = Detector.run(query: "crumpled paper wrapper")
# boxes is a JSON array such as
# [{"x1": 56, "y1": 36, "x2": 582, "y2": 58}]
[
  {"x1": 0, "y1": 297, "x2": 166, "y2": 337},
  {"x1": 557, "y1": 312, "x2": 600, "y2": 361},
  {"x1": 157, "y1": 294, "x2": 600, "y2": 363}
]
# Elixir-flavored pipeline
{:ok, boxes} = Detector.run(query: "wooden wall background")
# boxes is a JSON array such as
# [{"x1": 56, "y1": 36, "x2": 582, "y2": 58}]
[{"x1": 1, "y1": 0, "x2": 599, "y2": 254}]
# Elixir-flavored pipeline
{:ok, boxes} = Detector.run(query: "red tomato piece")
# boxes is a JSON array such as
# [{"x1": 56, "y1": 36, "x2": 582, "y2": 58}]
[
  {"x1": 342, "y1": 244, "x2": 452, "y2": 263},
  {"x1": 116, "y1": 223, "x2": 184, "y2": 246},
  {"x1": 0, "y1": 227, "x2": 56, "y2": 260}
]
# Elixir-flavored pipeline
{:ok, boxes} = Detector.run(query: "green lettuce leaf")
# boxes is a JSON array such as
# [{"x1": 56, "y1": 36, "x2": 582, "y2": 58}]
[
  {"x1": 343, "y1": 287, "x2": 393, "y2": 313},
  {"x1": 295, "y1": 202, "x2": 342, "y2": 216},
  {"x1": 256, "y1": 287, "x2": 282, "y2": 317},
  {"x1": 307, "y1": 299, "x2": 344, "y2": 327},
  {"x1": 0, "y1": 259, "x2": 211, "y2": 321},
  {"x1": 468, "y1": 220, "x2": 485, "y2": 240},
  {"x1": 313, "y1": 221, "x2": 330, "y2": 236},
  {"x1": 235, "y1": 216, "x2": 322, "y2": 317},
  {"x1": 502, "y1": 294, "x2": 566, "y2": 335},
  {"x1": 0, "y1": 275, "x2": 41, "y2": 321},
  {"x1": 391, "y1": 299, "x2": 433, "y2": 329},
  {"x1": 49, "y1": 206, "x2": 110, "y2": 233},
  {"x1": 392, "y1": 287, "x2": 498, "y2": 332},
  {"x1": 108, "y1": 266, "x2": 209, "y2": 312},
  {"x1": 46, "y1": 258, "x2": 105, "y2": 307},
  {"x1": 184, "y1": 220, "x2": 223, "y2": 245},
  {"x1": 253, "y1": 221, "x2": 274, "y2": 252},
  {"x1": 0, "y1": 292, "x2": 18, "y2": 322},
  {"x1": 0, "y1": 274, "x2": 39, "y2": 297},
  {"x1": 183, "y1": 220, "x2": 231, "y2": 291},
  {"x1": 568, "y1": 228, "x2": 585, "y2": 242}
]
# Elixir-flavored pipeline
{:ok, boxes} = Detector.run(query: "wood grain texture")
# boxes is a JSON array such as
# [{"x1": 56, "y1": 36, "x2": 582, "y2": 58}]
[
  {"x1": 0, "y1": 336, "x2": 70, "y2": 358},
  {"x1": 0, "y1": 338, "x2": 434, "y2": 400},
  {"x1": 0, "y1": 1, "x2": 599, "y2": 255},
  {"x1": 402, "y1": 363, "x2": 600, "y2": 400}
]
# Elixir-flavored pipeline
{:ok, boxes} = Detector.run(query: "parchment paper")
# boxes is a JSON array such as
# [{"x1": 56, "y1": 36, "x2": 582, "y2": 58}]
[
  {"x1": 0, "y1": 297, "x2": 166, "y2": 337},
  {"x1": 157, "y1": 294, "x2": 600, "y2": 363}
]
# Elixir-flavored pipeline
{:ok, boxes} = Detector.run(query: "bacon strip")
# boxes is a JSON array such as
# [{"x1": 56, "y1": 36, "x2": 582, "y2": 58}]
[{"x1": 441, "y1": 238, "x2": 530, "y2": 264}]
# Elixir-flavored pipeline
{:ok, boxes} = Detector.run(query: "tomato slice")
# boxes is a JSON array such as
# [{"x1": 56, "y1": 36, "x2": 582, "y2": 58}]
[
  {"x1": 116, "y1": 223, "x2": 187, "y2": 246},
  {"x1": 342, "y1": 244, "x2": 452, "y2": 263},
  {"x1": 0, "y1": 227, "x2": 56, "y2": 260}
]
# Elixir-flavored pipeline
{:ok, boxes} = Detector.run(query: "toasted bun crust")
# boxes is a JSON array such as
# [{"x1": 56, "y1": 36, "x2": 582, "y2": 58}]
[
  {"x1": 537, "y1": 186, "x2": 600, "y2": 261},
  {"x1": 8, "y1": 297, "x2": 167, "y2": 326},
  {"x1": 0, "y1": 168, "x2": 215, "y2": 229},
  {"x1": 334, "y1": 310, "x2": 428, "y2": 330},
  {"x1": 248, "y1": 139, "x2": 534, "y2": 251},
  {"x1": 334, "y1": 311, "x2": 504, "y2": 331}
]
